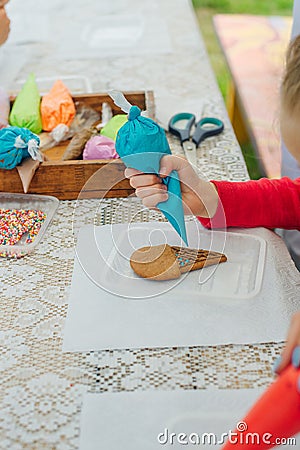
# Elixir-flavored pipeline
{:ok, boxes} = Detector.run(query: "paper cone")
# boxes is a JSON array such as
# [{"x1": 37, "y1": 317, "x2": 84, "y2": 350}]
[
  {"x1": 115, "y1": 105, "x2": 188, "y2": 246},
  {"x1": 157, "y1": 169, "x2": 187, "y2": 245},
  {"x1": 119, "y1": 152, "x2": 188, "y2": 245},
  {"x1": 16, "y1": 158, "x2": 40, "y2": 193}
]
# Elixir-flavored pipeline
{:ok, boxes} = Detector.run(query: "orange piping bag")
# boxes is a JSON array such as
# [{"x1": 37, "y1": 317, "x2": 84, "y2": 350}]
[
  {"x1": 222, "y1": 365, "x2": 300, "y2": 449},
  {"x1": 41, "y1": 79, "x2": 75, "y2": 132}
]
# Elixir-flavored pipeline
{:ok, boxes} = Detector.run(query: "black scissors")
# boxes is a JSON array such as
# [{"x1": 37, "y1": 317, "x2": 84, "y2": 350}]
[{"x1": 168, "y1": 113, "x2": 224, "y2": 166}]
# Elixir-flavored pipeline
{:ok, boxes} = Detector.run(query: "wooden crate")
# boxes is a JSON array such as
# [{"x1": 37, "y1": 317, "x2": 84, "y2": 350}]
[{"x1": 0, "y1": 91, "x2": 155, "y2": 200}]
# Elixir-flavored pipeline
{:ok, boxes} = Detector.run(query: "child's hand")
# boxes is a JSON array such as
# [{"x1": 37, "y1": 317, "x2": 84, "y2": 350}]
[
  {"x1": 0, "y1": 7, "x2": 10, "y2": 46},
  {"x1": 274, "y1": 311, "x2": 300, "y2": 374},
  {"x1": 125, "y1": 154, "x2": 219, "y2": 217}
]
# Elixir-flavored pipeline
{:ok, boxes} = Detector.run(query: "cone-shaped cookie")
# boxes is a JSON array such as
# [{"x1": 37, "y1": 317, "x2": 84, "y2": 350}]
[
  {"x1": 130, "y1": 244, "x2": 227, "y2": 281},
  {"x1": 130, "y1": 244, "x2": 181, "y2": 281},
  {"x1": 171, "y1": 245, "x2": 227, "y2": 273}
]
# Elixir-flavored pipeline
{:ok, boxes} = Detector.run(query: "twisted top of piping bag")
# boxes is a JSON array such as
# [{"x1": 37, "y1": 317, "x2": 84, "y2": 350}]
[{"x1": 128, "y1": 105, "x2": 141, "y2": 121}]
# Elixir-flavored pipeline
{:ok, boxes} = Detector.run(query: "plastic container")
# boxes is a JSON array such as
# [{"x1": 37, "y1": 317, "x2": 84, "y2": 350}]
[
  {"x1": 0, "y1": 192, "x2": 59, "y2": 257},
  {"x1": 12, "y1": 75, "x2": 93, "y2": 96},
  {"x1": 75, "y1": 221, "x2": 266, "y2": 300}
]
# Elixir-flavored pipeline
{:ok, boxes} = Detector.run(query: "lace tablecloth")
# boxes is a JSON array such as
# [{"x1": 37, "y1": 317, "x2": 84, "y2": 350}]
[
  {"x1": 1, "y1": 191, "x2": 298, "y2": 449},
  {"x1": 1, "y1": 0, "x2": 299, "y2": 448}
]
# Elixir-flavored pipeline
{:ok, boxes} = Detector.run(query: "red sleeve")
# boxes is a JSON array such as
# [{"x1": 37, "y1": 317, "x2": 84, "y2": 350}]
[{"x1": 198, "y1": 177, "x2": 300, "y2": 230}]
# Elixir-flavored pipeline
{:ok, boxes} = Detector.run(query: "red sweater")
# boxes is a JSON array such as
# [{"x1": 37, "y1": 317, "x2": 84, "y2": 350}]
[{"x1": 199, "y1": 177, "x2": 300, "y2": 230}]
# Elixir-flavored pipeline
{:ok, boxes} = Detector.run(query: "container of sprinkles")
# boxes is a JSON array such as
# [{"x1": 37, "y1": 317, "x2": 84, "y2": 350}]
[{"x1": 0, "y1": 193, "x2": 59, "y2": 258}]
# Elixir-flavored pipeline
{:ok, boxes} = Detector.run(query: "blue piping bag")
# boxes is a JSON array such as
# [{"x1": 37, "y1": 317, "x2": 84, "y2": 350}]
[
  {"x1": 111, "y1": 91, "x2": 188, "y2": 245},
  {"x1": 0, "y1": 126, "x2": 41, "y2": 169}
]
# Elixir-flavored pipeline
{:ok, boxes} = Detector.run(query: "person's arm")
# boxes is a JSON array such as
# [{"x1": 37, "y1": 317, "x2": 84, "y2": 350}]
[
  {"x1": 200, "y1": 177, "x2": 300, "y2": 230},
  {"x1": 0, "y1": 6, "x2": 10, "y2": 46},
  {"x1": 126, "y1": 154, "x2": 300, "y2": 231}
]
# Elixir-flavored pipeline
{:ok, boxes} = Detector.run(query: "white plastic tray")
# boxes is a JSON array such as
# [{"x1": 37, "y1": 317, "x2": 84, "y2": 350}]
[
  {"x1": 75, "y1": 221, "x2": 266, "y2": 300},
  {"x1": 0, "y1": 193, "x2": 59, "y2": 257}
]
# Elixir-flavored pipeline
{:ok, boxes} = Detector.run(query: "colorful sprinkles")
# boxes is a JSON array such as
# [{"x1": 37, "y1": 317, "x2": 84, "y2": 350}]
[{"x1": 0, "y1": 209, "x2": 46, "y2": 258}]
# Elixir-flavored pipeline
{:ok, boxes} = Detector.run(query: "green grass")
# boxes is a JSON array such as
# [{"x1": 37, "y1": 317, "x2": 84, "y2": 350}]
[
  {"x1": 192, "y1": 0, "x2": 293, "y2": 15},
  {"x1": 192, "y1": 0, "x2": 293, "y2": 178}
]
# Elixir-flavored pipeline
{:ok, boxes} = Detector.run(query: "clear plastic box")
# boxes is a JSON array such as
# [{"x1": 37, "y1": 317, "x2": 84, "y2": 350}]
[
  {"x1": 11, "y1": 75, "x2": 93, "y2": 96},
  {"x1": 0, "y1": 193, "x2": 59, "y2": 257},
  {"x1": 75, "y1": 221, "x2": 266, "y2": 300}
]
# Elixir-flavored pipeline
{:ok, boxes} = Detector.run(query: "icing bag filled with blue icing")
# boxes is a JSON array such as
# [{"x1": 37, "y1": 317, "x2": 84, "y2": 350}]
[
  {"x1": 0, "y1": 126, "x2": 41, "y2": 169},
  {"x1": 0, "y1": 126, "x2": 43, "y2": 192},
  {"x1": 111, "y1": 91, "x2": 188, "y2": 245}
]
